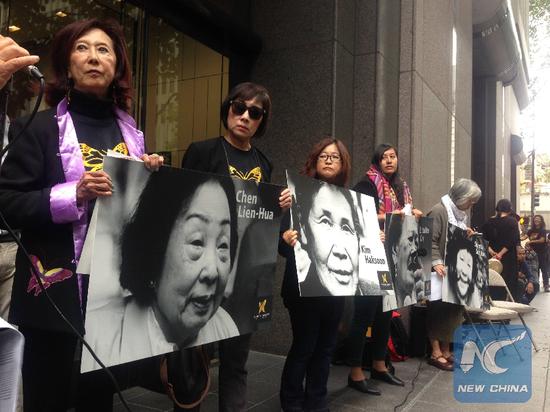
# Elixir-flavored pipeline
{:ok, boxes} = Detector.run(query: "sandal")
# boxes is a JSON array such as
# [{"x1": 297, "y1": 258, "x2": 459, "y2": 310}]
[
  {"x1": 428, "y1": 356, "x2": 453, "y2": 371},
  {"x1": 445, "y1": 354, "x2": 455, "y2": 364}
]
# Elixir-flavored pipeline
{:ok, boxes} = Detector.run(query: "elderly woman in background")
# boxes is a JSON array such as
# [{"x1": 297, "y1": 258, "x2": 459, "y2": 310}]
[
  {"x1": 426, "y1": 178, "x2": 481, "y2": 371},
  {"x1": 0, "y1": 19, "x2": 161, "y2": 411},
  {"x1": 482, "y1": 199, "x2": 521, "y2": 301}
]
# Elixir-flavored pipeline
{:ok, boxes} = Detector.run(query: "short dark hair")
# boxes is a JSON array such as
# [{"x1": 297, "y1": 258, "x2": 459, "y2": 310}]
[
  {"x1": 495, "y1": 198, "x2": 513, "y2": 214},
  {"x1": 119, "y1": 169, "x2": 238, "y2": 306},
  {"x1": 220, "y1": 82, "x2": 272, "y2": 137},
  {"x1": 45, "y1": 18, "x2": 133, "y2": 112},
  {"x1": 300, "y1": 136, "x2": 352, "y2": 187},
  {"x1": 446, "y1": 226, "x2": 477, "y2": 303}
]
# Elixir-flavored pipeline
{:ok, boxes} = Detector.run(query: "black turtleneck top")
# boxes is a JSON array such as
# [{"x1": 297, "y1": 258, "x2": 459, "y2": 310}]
[{"x1": 69, "y1": 89, "x2": 127, "y2": 172}]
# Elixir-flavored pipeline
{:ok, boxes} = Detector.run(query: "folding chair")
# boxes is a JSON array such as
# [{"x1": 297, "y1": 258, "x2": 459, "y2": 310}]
[
  {"x1": 464, "y1": 304, "x2": 521, "y2": 362},
  {"x1": 487, "y1": 269, "x2": 538, "y2": 351}
]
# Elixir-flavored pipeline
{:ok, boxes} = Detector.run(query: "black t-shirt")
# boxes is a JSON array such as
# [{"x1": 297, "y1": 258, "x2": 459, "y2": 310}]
[
  {"x1": 527, "y1": 228, "x2": 548, "y2": 255},
  {"x1": 222, "y1": 138, "x2": 270, "y2": 183}
]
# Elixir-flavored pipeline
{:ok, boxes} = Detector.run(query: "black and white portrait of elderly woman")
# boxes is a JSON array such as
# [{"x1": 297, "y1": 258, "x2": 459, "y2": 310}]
[
  {"x1": 386, "y1": 214, "x2": 424, "y2": 307},
  {"x1": 444, "y1": 225, "x2": 478, "y2": 306},
  {"x1": 293, "y1": 178, "x2": 364, "y2": 297},
  {"x1": 82, "y1": 167, "x2": 240, "y2": 371}
]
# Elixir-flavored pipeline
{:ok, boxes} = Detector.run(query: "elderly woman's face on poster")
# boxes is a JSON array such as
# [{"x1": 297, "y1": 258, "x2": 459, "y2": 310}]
[
  {"x1": 154, "y1": 181, "x2": 232, "y2": 343},
  {"x1": 394, "y1": 218, "x2": 420, "y2": 295},
  {"x1": 305, "y1": 185, "x2": 359, "y2": 294},
  {"x1": 456, "y1": 248, "x2": 473, "y2": 299}
]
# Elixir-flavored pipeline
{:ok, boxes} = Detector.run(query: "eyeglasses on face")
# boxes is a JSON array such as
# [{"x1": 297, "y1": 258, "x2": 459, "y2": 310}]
[
  {"x1": 229, "y1": 100, "x2": 266, "y2": 120},
  {"x1": 318, "y1": 153, "x2": 341, "y2": 162}
]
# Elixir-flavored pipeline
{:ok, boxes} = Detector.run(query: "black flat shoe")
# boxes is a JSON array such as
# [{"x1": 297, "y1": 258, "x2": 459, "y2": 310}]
[
  {"x1": 347, "y1": 376, "x2": 381, "y2": 395},
  {"x1": 371, "y1": 369, "x2": 405, "y2": 386}
]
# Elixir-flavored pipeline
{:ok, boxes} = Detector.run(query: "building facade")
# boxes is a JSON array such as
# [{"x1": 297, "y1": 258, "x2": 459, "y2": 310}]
[{"x1": 1, "y1": 0, "x2": 530, "y2": 354}]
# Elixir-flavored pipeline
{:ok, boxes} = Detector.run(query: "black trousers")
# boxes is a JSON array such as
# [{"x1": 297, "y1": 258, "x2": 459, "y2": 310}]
[
  {"x1": 345, "y1": 295, "x2": 391, "y2": 366},
  {"x1": 537, "y1": 251, "x2": 549, "y2": 287},
  {"x1": 217, "y1": 333, "x2": 252, "y2": 412},
  {"x1": 20, "y1": 327, "x2": 114, "y2": 412},
  {"x1": 280, "y1": 297, "x2": 344, "y2": 412}
]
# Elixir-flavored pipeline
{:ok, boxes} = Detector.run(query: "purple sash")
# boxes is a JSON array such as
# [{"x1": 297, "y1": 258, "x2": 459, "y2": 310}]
[{"x1": 51, "y1": 97, "x2": 144, "y2": 304}]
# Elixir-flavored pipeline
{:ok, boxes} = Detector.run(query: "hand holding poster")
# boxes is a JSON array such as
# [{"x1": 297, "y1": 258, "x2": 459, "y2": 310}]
[
  {"x1": 80, "y1": 157, "x2": 282, "y2": 372},
  {"x1": 286, "y1": 171, "x2": 397, "y2": 308},
  {"x1": 442, "y1": 224, "x2": 490, "y2": 309},
  {"x1": 385, "y1": 214, "x2": 433, "y2": 307}
]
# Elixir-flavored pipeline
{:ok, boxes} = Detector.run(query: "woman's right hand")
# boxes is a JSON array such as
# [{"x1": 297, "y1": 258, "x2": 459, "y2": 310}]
[
  {"x1": 282, "y1": 229, "x2": 299, "y2": 247},
  {"x1": 76, "y1": 170, "x2": 113, "y2": 204},
  {"x1": 434, "y1": 264, "x2": 446, "y2": 278}
]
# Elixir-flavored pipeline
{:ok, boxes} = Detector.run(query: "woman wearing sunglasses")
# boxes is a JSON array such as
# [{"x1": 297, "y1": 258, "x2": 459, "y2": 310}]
[{"x1": 181, "y1": 82, "x2": 291, "y2": 412}]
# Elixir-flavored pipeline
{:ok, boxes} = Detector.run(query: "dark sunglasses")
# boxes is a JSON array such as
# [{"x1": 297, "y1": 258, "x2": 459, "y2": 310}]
[{"x1": 229, "y1": 100, "x2": 266, "y2": 120}]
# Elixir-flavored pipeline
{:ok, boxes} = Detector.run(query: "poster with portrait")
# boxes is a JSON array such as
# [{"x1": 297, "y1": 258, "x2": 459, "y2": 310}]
[
  {"x1": 286, "y1": 171, "x2": 397, "y2": 309},
  {"x1": 385, "y1": 214, "x2": 433, "y2": 307},
  {"x1": 442, "y1": 224, "x2": 490, "y2": 309},
  {"x1": 80, "y1": 157, "x2": 282, "y2": 372}
]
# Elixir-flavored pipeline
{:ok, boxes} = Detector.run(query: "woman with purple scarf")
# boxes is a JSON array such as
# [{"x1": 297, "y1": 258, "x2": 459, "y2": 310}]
[
  {"x1": 0, "y1": 19, "x2": 161, "y2": 411},
  {"x1": 345, "y1": 143, "x2": 421, "y2": 394}
]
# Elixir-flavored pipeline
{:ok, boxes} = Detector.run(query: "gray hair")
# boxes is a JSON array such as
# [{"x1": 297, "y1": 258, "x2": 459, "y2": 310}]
[{"x1": 448, "y1": 178, "x2": 482, "y2": 208}]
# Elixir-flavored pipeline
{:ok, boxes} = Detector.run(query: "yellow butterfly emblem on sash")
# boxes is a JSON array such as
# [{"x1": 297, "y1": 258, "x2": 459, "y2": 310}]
[{"x1": 80, "y1": 142, "x2": 128, "y2": 172}]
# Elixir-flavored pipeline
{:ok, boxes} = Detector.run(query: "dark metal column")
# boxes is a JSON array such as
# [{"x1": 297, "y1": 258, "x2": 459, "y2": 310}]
[{"x1": 471, "y1": 76, "x2": 497, "y2": 228}]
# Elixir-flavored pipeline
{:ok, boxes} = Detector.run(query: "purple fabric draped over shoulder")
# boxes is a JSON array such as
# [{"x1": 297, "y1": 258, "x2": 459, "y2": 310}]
[{"x1": 50, "y1": 97, "x2": 144, "y2": 304}]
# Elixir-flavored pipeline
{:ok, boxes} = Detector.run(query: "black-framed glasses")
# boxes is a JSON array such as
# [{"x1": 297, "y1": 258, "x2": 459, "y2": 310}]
[
  {"x1": 229, "y1": 100, "x2": 266, "y2": 120},
  {"x1": 318, "y1": 153, "x2": 341, "y2": 162}
]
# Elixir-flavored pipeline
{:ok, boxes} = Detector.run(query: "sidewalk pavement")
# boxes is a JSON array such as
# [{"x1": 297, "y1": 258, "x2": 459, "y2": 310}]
[{"x1": 114, "y1": 292, "x2": 550, "y2": 412}]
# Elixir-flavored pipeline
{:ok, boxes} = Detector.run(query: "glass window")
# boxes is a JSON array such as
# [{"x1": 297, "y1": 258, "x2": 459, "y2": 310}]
[
  {"x1": 2, "y1": 1, "x2": 229, "y2": 167},
  {"x1": 144, "y1": 15, "x2": 229, "y2": 167},
  {"x1": 3, "y1": 1, "x2": 140, "y2": 117}
]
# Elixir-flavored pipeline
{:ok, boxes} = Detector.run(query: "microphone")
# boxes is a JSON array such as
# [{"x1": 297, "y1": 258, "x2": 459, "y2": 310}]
[{"x1": 27, "y1": 65, "x2": 44, "y2": 80}]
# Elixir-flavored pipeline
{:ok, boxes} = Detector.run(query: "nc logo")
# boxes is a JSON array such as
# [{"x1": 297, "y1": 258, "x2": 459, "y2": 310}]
[{"x1": 459, "y1": 331, "x2": 527, "y2": 374}]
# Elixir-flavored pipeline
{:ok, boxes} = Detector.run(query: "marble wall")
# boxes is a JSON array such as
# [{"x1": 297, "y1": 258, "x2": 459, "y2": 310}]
[
  {"x1": 244, "y1": 0, "x2": 486, "y2": 354},
  {"x1": 398, "y1": 0, "x2": 473, "y2": 212}
]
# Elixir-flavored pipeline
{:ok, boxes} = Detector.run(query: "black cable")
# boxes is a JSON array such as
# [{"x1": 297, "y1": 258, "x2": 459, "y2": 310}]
[
  {"x1": 393, "y1": 357, "x2": 424, "y2": 412},
  {"x1": 0, "y1": 76, "x2": 133, "y2": 412}
]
